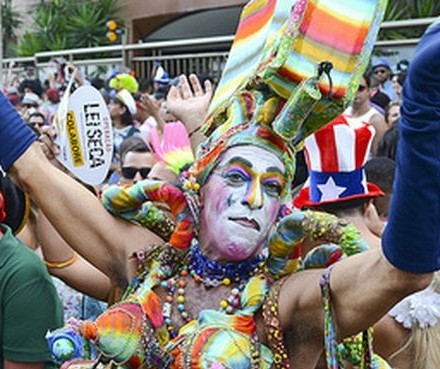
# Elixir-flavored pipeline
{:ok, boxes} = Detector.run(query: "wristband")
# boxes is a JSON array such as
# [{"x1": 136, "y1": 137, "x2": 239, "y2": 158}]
[{"x1": 0, "y1": 91, "x2": 37, "y2": 171}]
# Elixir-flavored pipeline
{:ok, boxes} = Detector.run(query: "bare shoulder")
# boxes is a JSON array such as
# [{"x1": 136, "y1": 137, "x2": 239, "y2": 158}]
[
  {"x1": 278, "y1": 269, "x2": 325, "y2": 334},
  {"x1": 370, "y1": 113, "x2": 387, "y2": 125}
]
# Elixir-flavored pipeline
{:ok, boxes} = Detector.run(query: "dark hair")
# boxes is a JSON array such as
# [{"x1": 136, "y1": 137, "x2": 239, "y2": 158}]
[
  {"x1": 365, "y1": 157, "x2": 396, "y2": 194},
  {"x1": 18, "y1": 79, "x2": 43, "y2": 97},
  {"x1": 114, "y1": 98, "x2": 134, "y2": 126},
  {"x1": 91, "y1": 77, "x2": 105, "y2": 91},
  {"x1": 384, "y1": 101, "x2": 400, "y2": 125},
  {"x1": 362, "y1": 72, "x2": 371, "y2": 88},
  {"x1": 376, "y1": 120, "x2": 400, "y2": 161},
  {"x1": 119, "y1": 136, "x2": 150, "y2": 165},
  {"x1": 370, "y1": 90, "x2": 391, "y2": 112},
  {"x1": 139, "y1": 78, "x2": 154, "y2": 94},
  {"x1": 396, "y1": 72, "x2": 407, "y2": 87},
  {"x1": 29, "y1": 111, "x2": 46, "y2": 121},
  {"x1": 313, "y1": 197, "x2": 371, "y2": 218},
  {"x1": 120, "y1": 109, "x2": 134, "y2": 126}
]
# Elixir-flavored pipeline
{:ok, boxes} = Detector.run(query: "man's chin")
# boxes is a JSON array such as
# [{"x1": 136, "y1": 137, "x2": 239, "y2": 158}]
[{"x1": 219, "y1": 242, "x2": 260, "y2": 262}]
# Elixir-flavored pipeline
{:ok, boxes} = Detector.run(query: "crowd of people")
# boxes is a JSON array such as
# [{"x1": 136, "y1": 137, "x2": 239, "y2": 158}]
[{"x1": 1, "y1": 2, "x2": 440, "y2": 369}]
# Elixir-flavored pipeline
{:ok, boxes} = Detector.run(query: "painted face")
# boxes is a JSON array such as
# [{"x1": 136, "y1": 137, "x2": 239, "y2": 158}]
[{"x1": 199, "y1": 146, "x2": 286, "y2": 261}]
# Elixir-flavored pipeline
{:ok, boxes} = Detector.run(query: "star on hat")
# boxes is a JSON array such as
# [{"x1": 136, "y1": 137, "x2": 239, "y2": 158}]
[
  {"x1": 294, "y1": 114, "x2": 384, "y2": 209},
  {"x1": 317, "y1": 178, "x2": 346, "y2": 201}
]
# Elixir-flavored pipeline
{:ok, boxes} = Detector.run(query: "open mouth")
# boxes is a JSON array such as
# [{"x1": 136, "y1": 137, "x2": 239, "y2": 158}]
[{"x1": 229, "y1": 217, "x2": 260, "y2": 231}]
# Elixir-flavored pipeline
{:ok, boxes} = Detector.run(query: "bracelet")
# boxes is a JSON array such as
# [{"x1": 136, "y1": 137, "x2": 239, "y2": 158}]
[{"x1": 43, "y1": 252, "x2": 78, "y2": 269}]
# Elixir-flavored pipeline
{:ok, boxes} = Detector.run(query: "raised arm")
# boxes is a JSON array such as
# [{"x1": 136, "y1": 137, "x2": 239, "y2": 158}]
[
  {"x1": 0, "y1": 92, "x2": 163, "y2": 284},
  {"x1": 37, "y1": 210, "x2": 111, "y2": 301},
  {"x1": 166, "y1": 74, "x2": 213, "y2": 151},
  {"x1": 279, "y1": 22, "x2": 440, "y2": 364}
]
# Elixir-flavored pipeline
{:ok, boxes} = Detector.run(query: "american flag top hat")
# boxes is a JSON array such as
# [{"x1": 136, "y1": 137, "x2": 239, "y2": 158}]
[{"x1": 294, "y1": 115, "x2": 384, "y2": 209}]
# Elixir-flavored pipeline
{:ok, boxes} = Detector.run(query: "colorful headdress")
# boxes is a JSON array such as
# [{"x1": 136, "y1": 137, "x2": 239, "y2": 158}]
[
  {"x1": 188, "y1": 0, "x2": 388, "y2": 193},
  {"x1": 294, "y1": 115, "x2": 384, "y2": 208}
]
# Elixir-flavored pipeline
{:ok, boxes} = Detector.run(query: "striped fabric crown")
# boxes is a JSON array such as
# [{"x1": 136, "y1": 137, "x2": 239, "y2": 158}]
[{"x1": 192, "y1": 0, "x2": 388, "y2": 192}]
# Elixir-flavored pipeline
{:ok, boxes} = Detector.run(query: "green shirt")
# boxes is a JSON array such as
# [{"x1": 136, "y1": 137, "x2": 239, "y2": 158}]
[{"x1": 0, "y1": 225, "x2": 63, "y2": 369}]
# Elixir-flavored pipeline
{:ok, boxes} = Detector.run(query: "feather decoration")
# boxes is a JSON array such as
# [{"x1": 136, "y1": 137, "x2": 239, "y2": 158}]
[{"x1": 149, "y1": 122, "x2": 195, "y2": 175}]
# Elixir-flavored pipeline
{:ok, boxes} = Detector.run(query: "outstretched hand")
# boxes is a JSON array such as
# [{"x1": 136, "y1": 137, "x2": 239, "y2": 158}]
[
  {"x1": 140, "y1": 94, "x2": 161, "y2": 117},
  {"x1": 166, "y1": 74, "x2": 213, "y2": 135}
]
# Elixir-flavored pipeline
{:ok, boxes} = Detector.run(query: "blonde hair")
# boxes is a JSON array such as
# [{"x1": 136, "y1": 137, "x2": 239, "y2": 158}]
[{"x1": 390, "y1": 272, "x2": 440, "y2": 369}]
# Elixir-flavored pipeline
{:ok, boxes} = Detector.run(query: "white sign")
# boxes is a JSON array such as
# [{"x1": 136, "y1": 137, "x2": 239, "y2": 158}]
[{"x1": 54, "y1": 85, "x2": 113, "y2": 185}]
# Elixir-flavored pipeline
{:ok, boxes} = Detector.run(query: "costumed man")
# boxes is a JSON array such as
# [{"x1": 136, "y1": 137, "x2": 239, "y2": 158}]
[
  {"x1": 0, "y1": 175, "x2": 63, "y2": 369},
  {"x1": 0, "y1": 3, "x2": 439, "y2": 369}
]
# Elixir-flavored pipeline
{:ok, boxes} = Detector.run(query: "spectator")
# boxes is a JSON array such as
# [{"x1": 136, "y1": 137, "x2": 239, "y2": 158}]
[
  {"x1": 377, "y1": 119, "x2": 400, "y2": 161},
  {"x1": 41, "y1": 88, "x2": 60, "y2": 123},
  {"x1": 108, "y1": 89, "x2": 140, "y2": 171},
  {"x1": 343, "y1": 73, "x2": 389, "y2": 155},
  {"x1": 391, "y1": 72, "x2": 407, "y2": 103},
  {"x1": 27, "y1": 111, "x2": 47, "y2": 135},
  {"x1": 108, "y1": 136, "x2": 156, "y2": 185},
  {"x1": 365, "y1": 156, "x2": 396, "y2": 223},
  {"x1": 0, "y1": 175, "x2": 63, "y2": 369},
  {"x1": 21, "y1": 92, "x2": 42, "y2": 123},
  {"x1": 372, "y1": 58, "x2": 398, "y2": 101},
  {"x1": 369, "y1": 74, "x2": 391, "y2": 114},
  {"x1": 384, "y1": 101, "x2": 401, "y2": 126},
  {"x1": 294, "y1": 114, "x2": 385, "y2": 245}
]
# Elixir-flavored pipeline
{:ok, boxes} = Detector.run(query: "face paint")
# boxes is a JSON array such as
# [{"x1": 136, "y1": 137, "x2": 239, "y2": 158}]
[{"x1": 199, "y1": 146, "x2": 286, "y2": 261}]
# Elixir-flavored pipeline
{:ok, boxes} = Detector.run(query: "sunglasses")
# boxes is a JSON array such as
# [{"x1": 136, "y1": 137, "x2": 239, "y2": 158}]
[
  {"x1": 121, "y1": 166, "x2": 151, "y2": 179},
  {"x1": 374, "y1": 68, "x2": 388, "y2": 74},
  {"x1": 357, "y1": 85, "x2": 368, "y2": 92},
  {"x1": 30, "y1": 121, "x2": 45, "y2": 127}
]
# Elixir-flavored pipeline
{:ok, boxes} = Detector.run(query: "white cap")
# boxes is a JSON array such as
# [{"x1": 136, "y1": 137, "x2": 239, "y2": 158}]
[
  {"x1": 22, "y1": 92, "x2": 41, "y2": 106},
  {"x1": 115, "y1": 89, "x2": 137, "y2": 115}
]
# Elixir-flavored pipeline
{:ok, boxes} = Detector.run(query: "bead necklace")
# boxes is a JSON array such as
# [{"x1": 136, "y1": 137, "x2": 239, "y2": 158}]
[
  {"x1": 161, "y1": 266, "x2": 246, "y2": 337},
  {"x1": 161, "y1": 243, "x2": 265, "y2": 337},
  {"x1": 188, "y1": 242, "x2": 266, "y2": 287}
]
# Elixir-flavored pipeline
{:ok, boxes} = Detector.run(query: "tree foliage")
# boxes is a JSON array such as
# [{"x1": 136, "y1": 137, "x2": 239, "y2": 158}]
[
  {"x1": 2, "y1": 0, "x2": 22, "y2": 57},
  {"x1": 380, "y1": 0, "x2": 440, "y2": 40},
  {"x1": 15, "y1": 0, "x2": 122, "y2": 56}
]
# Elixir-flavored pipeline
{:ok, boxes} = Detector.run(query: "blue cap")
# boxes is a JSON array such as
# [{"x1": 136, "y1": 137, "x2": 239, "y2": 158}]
[{"x1": 372, "y1": 58, "x2": 391, "y2": 70}]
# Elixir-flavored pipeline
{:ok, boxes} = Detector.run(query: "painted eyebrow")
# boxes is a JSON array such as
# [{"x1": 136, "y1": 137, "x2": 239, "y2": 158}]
[
  {"x1": 225, "y1": 157, "x2": 284, "y2": 176},
  {"x1": 225, "y1": 156, "x2": 253, "y2": 168},
  {"x1": 266, "y1": 166, "x2": 285, "y2": 177}
]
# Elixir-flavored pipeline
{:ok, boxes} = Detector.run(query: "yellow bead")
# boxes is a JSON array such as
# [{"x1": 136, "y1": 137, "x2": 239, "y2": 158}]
[
  {"x1": 193, "y1": 183, "x2": 200, "y2": 191},
  {"x1": 220, "y1": 300, "x2": 228, "y2": 309},
  {"x1": 177, "y1": 296, "x2": 185, "y2": 303},
  {"x1": 222, "y1": 278, "x2": 231, "y2": 286}
]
